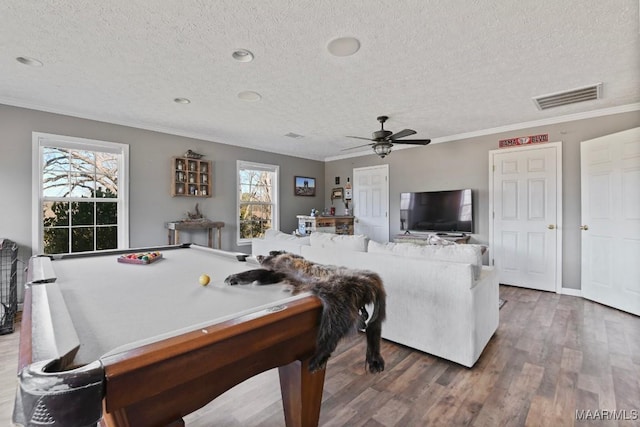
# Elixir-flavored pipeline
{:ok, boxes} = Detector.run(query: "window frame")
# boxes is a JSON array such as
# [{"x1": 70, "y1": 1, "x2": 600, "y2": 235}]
[
  {"x1": 31, "y1": 132, "x2": 130, "y2": 254},
  {"x1": 236, "y1": 160, "x2": 279, "y2": 245}
]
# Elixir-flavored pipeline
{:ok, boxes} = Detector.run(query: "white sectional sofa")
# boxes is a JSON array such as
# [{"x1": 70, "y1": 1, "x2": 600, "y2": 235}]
[{"x1": 250, "y1": 231, "x2": 499, "y2": 368}]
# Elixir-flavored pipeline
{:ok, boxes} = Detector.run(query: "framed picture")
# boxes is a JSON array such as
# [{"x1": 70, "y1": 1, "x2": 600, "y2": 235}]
[{"x1": 294, "y1": 176, "x2": 316, "y2": 196}]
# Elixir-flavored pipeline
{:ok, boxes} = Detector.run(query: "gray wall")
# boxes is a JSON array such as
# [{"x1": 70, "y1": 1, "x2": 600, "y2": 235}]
[
  {"x1": 2, "y1": 104, "x2": 639, "y2": 292},
  {"x1": 324, "y1": 111, "x2": 640, "y2": 290},
  {"x1": 0, "y1": 104, "x2": 324, "y2": 262}
]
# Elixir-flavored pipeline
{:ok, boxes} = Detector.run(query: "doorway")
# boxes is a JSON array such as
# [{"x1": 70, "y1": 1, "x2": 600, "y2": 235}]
[
  {"x1": 489, "y1": 143, "x2": 563, "y2": 292},
  {"x1": 353, "y1": 165, "x2": 390, "y2": 242}
]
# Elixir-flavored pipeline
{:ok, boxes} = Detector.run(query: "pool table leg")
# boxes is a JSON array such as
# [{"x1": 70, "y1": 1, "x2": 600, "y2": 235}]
[
  {"x1": 167, "y1": 229, "x2": 180, "y2": 245},
  {"x1": 278, "y1": 359, "x2": 326, "y2": 427}
]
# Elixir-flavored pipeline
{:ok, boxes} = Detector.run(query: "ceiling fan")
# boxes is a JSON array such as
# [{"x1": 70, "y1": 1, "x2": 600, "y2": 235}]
[{"x1": 343, "y1": 115, "x2": 431, "y2": 158}]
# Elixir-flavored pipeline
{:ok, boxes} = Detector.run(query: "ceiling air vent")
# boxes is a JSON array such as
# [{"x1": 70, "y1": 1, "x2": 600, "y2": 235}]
[{"x1": 532, "y1": 83, "x2": 602, "y2": 110}]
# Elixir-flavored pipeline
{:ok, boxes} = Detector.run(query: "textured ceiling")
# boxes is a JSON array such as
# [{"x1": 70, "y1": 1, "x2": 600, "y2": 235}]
[{"x1": 1, "y1": 1, "x2": 639, "y2": 161}]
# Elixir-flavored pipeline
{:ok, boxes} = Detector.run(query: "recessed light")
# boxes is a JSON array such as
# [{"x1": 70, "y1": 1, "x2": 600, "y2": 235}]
[
  {"x1": 237, "y1": 91, "x2": 262, "y2": 101},
  {"x1": 16, "y1": 56, "x2": 43, "y2": 67},
  {"x1": 284, "y1": 132, "x2": 304, "y2": 139},
  {"x1": 232, "y1": 49, "x2": 254, "y2": 62},
  {"x1": 327, "y1": 37, "x2": 360, "y2": 57},
  {"x1": 174, "y1": 98, "x2": 191, "y2": 104}
]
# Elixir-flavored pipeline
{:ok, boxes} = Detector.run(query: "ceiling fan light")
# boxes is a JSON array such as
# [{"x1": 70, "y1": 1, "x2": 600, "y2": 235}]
[{"x1": 373, "y1": 142, "x2": 393, "y2": 158}]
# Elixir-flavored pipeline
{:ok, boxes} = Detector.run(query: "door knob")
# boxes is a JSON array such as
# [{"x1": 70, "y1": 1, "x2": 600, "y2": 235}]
[
  {"x1": 580, "y1": 225, "x2": 589, "y2": 230},
  {"x1": 547, "y1": 224, "x2": 555, "y2": 229}
]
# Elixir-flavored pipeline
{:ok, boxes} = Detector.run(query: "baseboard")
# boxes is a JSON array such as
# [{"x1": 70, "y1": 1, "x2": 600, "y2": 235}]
[{"x1": 561, "y1": 287, "x2": 582, "y2": 297}]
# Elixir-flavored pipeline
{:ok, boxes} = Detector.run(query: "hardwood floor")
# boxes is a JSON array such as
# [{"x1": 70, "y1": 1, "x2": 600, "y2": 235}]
[
  {"x1": 1, "y1": 285, "x2": 638, "y2": 426},
  {"x1": 0, "y1": 319, "x2": 19, "y2": 426}
]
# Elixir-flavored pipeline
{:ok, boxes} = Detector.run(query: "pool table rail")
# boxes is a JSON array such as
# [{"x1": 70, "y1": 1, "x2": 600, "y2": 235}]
[
  {"x1": 14, "y1": 281, "x2": 105, "y2": 427},
  {"x1": 100, "y1": 295, "x2": 324, "y2": 426}
]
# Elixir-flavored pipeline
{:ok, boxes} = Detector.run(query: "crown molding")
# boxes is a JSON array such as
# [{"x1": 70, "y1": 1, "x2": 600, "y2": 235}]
[
  {"x1": 324, "y1": 103, "x2": 640, "y2": 161},
  {"x1": 1, "y1": 97, "x2": 638, "y2": 163},
  {"x1": 0, "y1": 96, "x2": 331, "y2": 161},
  {"x1": 0, "y1": 96, "x2": 246, "y2": 147}
]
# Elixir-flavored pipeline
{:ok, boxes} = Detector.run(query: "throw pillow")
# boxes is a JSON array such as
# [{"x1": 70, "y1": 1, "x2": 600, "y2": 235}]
[
  {"x1": 368, "y1": 240, "x2": 483, "y2": 279},
  {"x1": 310, "y1": 232, "x2": 369, "y2": 252}
]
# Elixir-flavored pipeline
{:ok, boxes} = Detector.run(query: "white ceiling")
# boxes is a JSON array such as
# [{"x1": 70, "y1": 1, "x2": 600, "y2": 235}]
[{"x1": 1, "y1": 1, "x2": 639, "y2": 161}]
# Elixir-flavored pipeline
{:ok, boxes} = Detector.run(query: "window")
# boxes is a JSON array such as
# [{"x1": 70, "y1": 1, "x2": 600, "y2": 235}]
[
  {"x1": 32, "y1": 133, "x2": 129, "y2": 254},
  {"x1": 459, "y1": 188, "x2": 472, "y2": 222},
  {"x1": 237, "y1": 161, "x2": 279, "y2": 244}
]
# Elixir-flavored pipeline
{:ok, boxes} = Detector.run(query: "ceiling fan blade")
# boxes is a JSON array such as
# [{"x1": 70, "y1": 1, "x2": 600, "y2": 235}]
[
  {"x1": 342, "y1": 142, "x2": 374, "y2": 151},
  {"x1": 389, "y1": 129, "x2": 416, "y2": 140},
  {"x1": 346, "y1": 135, "x2": 374, "y2": 141},
  {"x1": 392, "y1": 139, "x2": 431, "y2": 145}
]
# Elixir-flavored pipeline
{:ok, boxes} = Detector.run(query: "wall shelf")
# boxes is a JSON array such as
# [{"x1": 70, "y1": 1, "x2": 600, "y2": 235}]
[{"x1": 171, "y1": 157, "x2": 212, "y2": 197}]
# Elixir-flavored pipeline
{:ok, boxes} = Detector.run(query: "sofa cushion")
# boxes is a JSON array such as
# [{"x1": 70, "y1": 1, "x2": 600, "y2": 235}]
[
  {"x1": 309, "y1": 232, "x2": 368, "y2": 252},
  {"x1": 264, "y1": 229, "x2": 310, "y2": 245},
  {"x1": 368, "y1": 240, "x2": 483, "y2": 279}
]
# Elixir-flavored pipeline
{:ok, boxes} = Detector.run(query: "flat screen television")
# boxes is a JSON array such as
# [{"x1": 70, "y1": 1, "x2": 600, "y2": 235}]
[{"x1": 400, "y1": 189, "x2": 473, "y2": 234}]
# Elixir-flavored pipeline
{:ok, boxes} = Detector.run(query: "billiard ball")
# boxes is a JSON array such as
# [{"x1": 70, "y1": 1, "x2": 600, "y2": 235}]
[{"x1": 199, "y1": 274, "x2": 210, "y2": 286}]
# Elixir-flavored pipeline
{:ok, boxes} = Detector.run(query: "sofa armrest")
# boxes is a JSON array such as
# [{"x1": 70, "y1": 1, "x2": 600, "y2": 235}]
[
  {"x1": 470, "y1": 266, "x2": 499, "y2": 362},
  {"x1": 299, "y1": 245, "x2": 498, "y2": 367}
]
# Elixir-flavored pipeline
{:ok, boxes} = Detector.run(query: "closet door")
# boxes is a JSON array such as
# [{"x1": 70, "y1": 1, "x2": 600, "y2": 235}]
[
  {"x1": 489, "y1": 143, "x2": 562, "y2": 292},
  {"x1": 581, "y1": 127, "x2": 640, "y2": 315}
]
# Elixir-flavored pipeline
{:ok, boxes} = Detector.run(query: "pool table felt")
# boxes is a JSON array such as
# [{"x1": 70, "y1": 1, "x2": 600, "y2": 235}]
[{"x1": 42, "y1": 246, "x2": 308, "y2": 365}]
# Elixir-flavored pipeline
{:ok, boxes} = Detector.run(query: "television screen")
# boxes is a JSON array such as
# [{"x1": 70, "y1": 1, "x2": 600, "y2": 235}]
[{"x1": 400, "y1": 189, "x2": 473, "y2": 233}]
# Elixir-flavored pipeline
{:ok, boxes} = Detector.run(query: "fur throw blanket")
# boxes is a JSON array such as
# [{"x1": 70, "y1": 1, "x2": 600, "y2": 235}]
[{"x1": 225, "y1": 251, "x2": 386, "y2": 373}]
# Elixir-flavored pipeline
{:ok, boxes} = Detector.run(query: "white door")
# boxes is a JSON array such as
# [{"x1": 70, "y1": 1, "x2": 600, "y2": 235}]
[
  {"x1": 489, "y1": 143, "x2": 562, "y2": 292},
  {"x1": 581, "y1": 127, "x2": 640, "y2": 316},
  {"x1": 353, "y1": 165, "x2": 389, "y2": 242}
]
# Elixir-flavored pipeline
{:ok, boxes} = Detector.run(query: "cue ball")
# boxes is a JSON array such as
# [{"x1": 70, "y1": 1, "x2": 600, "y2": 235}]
[{"x1": 199, "y1": 274, "x2": 210, "y2": 286}]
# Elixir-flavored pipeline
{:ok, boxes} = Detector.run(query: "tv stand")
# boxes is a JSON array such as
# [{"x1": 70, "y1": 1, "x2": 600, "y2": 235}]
[{"x1": 394, "y1": 232, "x2": 470, "y2": 245}]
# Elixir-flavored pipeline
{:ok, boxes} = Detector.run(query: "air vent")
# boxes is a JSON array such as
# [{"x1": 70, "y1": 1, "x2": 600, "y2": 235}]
[{"x1": 533, "y1": 83, "x2": 602, "y2": 110}]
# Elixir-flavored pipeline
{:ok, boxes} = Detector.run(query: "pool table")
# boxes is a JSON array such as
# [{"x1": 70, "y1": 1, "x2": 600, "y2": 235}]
[{"x1": 14, "y1": 244, "x2": 325, "y2": 427}]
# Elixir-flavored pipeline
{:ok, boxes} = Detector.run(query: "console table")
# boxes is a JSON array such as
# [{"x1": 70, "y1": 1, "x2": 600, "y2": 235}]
[
  {"x1": 297, "y1": 215, "x2": 354, "y2": 235},
  {"x1": 166, "y1": 220, "x2": 225, "y2": 249}
]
